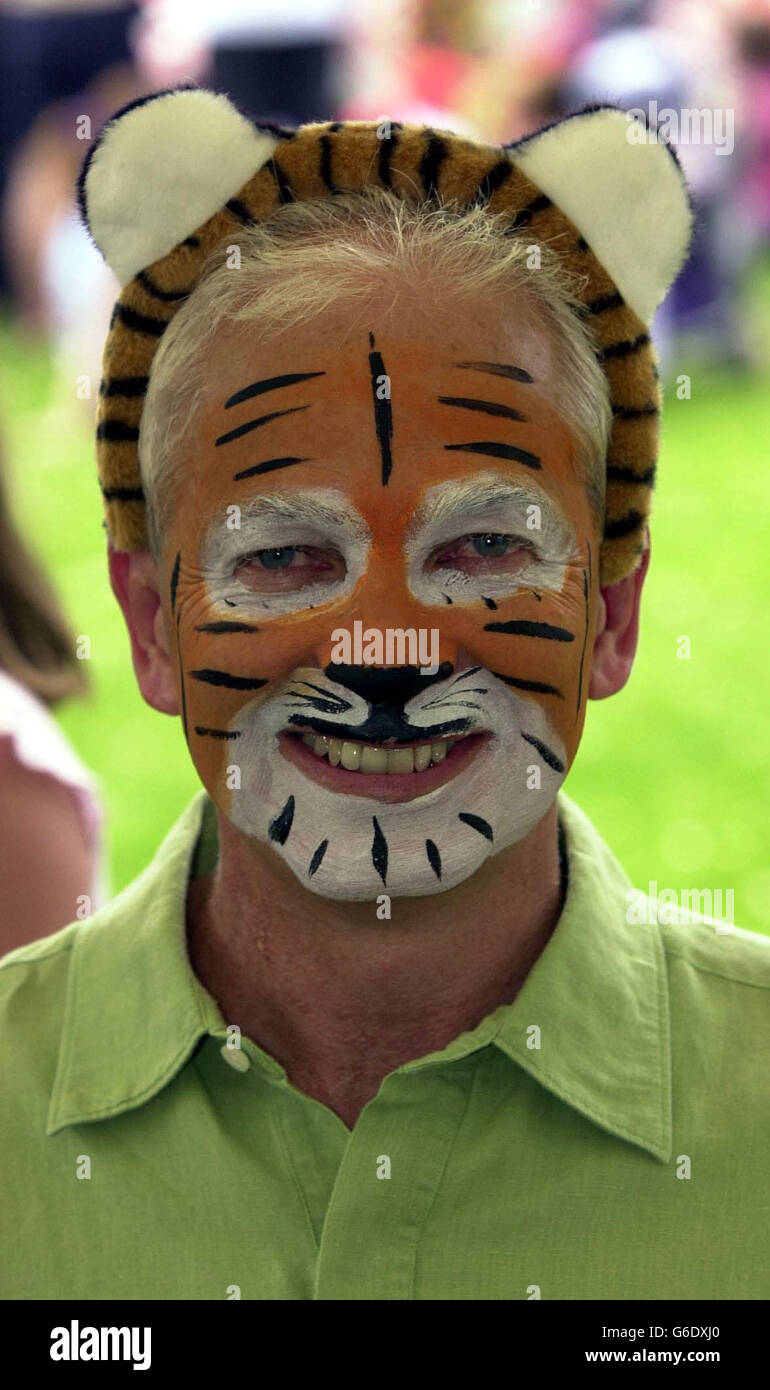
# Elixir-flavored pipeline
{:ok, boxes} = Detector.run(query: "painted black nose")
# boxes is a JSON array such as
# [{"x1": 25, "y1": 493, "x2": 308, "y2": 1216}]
[{"x1": 325, "y1": 662, "x2": 453, "y2": 708}]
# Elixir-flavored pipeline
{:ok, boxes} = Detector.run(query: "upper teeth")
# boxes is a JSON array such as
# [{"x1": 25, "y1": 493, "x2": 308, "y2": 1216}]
[{"x1": 301, "y1": 733, "x2": 459, "y2": 773}]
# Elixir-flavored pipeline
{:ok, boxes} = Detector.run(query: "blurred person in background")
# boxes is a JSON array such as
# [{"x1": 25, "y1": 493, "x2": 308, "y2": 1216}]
[
  {"x1": 562, "y1": 0, "x2": 759, "y2": 371},
  {"x1": 0, "y1": 0, "x2": 139, "y2": 310},
  {"x1": 2, "y1": 65, "x2": 145, "y2": 426},
  {"x1": 135, "y1": 0, "x2": 351, "y2": 127},
  {"x1": 0, "y1": 434, "x2": 105, "y2": 954},
  {"x1": 735, "y1": 3, "x2": 770, "y2": 249}
]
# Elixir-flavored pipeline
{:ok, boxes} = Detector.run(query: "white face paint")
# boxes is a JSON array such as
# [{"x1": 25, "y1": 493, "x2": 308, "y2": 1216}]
[
  {"x1": 222, "y1": 659, "x2": 567, "y2": 900},
  {"x1": 200, "y1": 490, "x2": 371, "y2": 617},
  {"x1": 176, "y1": 413, "x2": 589, "y2": 904},
  {"x1": 405, "y1": 474, "x2": 577, "y2": 605}
]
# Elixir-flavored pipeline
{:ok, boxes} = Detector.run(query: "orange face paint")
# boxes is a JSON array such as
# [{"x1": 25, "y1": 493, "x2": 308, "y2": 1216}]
[{"x1": 161, "y1": 312, "x2": 601, "y2": 901}]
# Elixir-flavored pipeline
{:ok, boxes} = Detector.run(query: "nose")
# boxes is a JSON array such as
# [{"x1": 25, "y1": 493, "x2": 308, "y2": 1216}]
[{"x1": 325, "y1": 662, "x2": 453, "y2": 707}]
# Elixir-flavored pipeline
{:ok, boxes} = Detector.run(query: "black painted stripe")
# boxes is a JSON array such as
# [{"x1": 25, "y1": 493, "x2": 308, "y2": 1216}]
[
  {"x1": 234, "y1": 456, "x2": 310, "y2": 481},
  {"x1": 520, "y1": 729, "x2": 565, "y2": 774},
  {"x1": 190, "y1": 669, "x2": 268, "y2": 690},
  {"x1": 458, "y1": 812, "x2": 494, "y2": 842},
  {"x1": 425, "y1": 839, "x2": 442, "y2": 880},
  {"x1": 597, "y1": 332, "x2": 650, "y2": 363},
  {"x1": 135, "y1": 270, "x2": 191, "y2": 302},
  {"x1": 485, "y1": 618, "x2": 575, "y2": 642},
  {"x1": 113, "y1": 303, "x2": 168, "y2": 336},
  {"x1": 170, "y1": 551, "x2": 181, "y2": 612},
  {"x1": 611, "y1": 402, "x2": 659, "y2": 419},
  {"x1": 194, "y1": 620, "x2": 259, "y2": 633},
  {"x1": 269, "y1": 796, "x2": 295, "y2": 845},
  {"x1": 176, "y1": 611, "x2": 188, "y2": 745},
  {"x1": 419, "y1": 131, "x2": 448, "y2": 196},
  {"x1": 603, "y1": 508, "x2": 645, "y2": 540},
  {"x1": 607, "y1": 463, "x2": 656, "y2": 486},
  {"x1": 225, "y1": 371, "x2": 324, "y2": 410},
  {"x1": 194, "y1": 726, "x2": 241, "y2": 740},
  {"x1": 438, "y1": 395, "x2": 527, "y2": 422},
  {"x1": 101, "y1": 485, "x2": 144, "y2": 502},
  {"x1": 492, "y1": 671, "x2": 564, "y2": 698},
  {"x1": 368, "y1": 333, "x2": 394, "y2": 486},
  {"x1": 308, "y1": 839, "x2": 329, "y2": 877},
  {"x1": 455, "y1": 360, "x2": 534, "y2": 384},
  {"x1": 482, "y1": 596, "x2": 497, "y2": 610},
  {"x1": 286, "y1": 695, "x2": 350, "y2": 716},
  {"x1": 445, "y1": 441, "x2": 541, "y2": 469},
  {"x1": 215, "y1": 405, "x2": 307, "y2": 448},
  {"x1": 100, "y1": 375, "x2": 149, "y2": 398},
  {"x1": 372, "y1": 817, "x2": 388, "y2": 885},
  {"x1": 295, "y1": 679, "x2": 352, "y2": 707},
  {"x1": 576, "y1": 541, "x2": 591, "y2": 713}
]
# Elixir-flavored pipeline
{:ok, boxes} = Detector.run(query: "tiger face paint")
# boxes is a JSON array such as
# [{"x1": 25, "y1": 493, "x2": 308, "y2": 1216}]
[{"x1": 161, "y1": 305, "x2": 601, "y2": 901}]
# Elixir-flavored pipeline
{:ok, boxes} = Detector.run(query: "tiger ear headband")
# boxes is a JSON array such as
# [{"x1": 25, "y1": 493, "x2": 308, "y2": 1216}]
[{"x1": 76, "y1": 85, "x2": 693, "y2": 587}]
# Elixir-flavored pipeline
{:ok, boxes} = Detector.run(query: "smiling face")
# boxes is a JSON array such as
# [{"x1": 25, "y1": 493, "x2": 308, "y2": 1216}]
[{"x1": 158, "y1": 290, "x2": 602, "y2": 901}]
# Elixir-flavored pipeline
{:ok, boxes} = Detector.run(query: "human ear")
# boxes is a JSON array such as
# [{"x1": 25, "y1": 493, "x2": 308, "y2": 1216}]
[
  {"x1": 108, "y1": 546, "x2": 179, "y2": 715},
  {"x1": 588, "y1": 543, "x2": 650, "y2": 700}
]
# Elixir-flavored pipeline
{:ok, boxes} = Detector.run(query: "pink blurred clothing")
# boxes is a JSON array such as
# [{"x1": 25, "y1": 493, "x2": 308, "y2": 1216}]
[{"x1": 0, "y1": 668, "x2": 107, "y2": 912}]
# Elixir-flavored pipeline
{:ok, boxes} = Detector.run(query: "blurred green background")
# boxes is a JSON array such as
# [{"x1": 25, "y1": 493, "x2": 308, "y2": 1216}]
[{"x1": 1, "y1": 293, "x2": 769, "y2": 934}]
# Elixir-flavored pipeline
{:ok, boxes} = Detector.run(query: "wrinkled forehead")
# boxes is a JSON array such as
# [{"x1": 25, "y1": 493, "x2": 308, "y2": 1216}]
[{"x1": 171, "y1": 307, "x2": 592, "y2": 544}]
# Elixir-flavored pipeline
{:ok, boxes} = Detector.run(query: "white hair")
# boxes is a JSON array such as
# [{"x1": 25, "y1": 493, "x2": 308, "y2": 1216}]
[{"x1": 139, "y1": 186, "x2": 611, "y2": 555}]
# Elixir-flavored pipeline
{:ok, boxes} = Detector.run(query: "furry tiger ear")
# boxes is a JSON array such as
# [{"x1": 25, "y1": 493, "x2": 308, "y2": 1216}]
[
  {"x1": 76, "y1": 85, "x2": 283, "y2": 287},
  {"x1": 509, "y1": 105, "x2": 694, "y2": 325}
]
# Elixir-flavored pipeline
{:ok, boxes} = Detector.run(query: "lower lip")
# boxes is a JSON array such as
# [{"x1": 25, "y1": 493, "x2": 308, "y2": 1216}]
[{"x1": 278, "y1": 731, "x2": 488, "y2": 802}]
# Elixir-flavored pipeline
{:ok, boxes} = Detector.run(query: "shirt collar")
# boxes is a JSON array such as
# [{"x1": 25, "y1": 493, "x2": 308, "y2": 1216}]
[
  {"x1": 47, "y1": 792, "x2": 223, "y2": 1135},
  {"x1": 48, "y1": 791, "x2": 671, "y2": 1161},
  {"x1": 495, "y1": 793, "x2": 672, "y2": 1161}
]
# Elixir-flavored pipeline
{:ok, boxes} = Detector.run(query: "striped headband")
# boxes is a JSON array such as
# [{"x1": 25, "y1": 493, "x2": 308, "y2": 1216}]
[{"x1": 77, "y1": 86, "x2": 693, "y2": 586}]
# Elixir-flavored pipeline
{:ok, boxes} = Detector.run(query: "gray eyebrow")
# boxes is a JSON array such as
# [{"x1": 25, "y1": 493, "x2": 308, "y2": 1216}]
[
  {"x1": 405, "y1": 475, "x2": 576, "y2": 549},
  {"x1": 232, "y1": 492, "x2": 366, "y2": 530}
]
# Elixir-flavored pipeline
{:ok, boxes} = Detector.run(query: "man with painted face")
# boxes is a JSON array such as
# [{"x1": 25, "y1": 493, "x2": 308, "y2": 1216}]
[{"x1": 2, "y1": 89, "x2": 770, "y2": 1303}]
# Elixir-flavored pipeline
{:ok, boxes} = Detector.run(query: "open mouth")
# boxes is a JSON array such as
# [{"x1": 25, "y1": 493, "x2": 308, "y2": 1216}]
[
  {"x1": 299, "y1": 731, "x2": 464, "y2": 774},
  {"x1": 279, "y1": 729, "x2": 488, "y2": 802}
]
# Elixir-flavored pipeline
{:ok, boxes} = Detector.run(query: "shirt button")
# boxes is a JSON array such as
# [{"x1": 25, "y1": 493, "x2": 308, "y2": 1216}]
[{"x1": 220, "y1": 1044, "x2": 251, "y2": 1072}]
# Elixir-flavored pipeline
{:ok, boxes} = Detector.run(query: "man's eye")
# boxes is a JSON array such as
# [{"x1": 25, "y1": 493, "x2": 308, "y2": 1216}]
[
  {"x1": 233, "y1": 544, "x2": 345, "y2": 593},
  {"x1": 257, "y1": 546, "x2": 298, "y2": 570},
  {"x1": 471, "y1": 534, "x2": 510, "y2": 558},
  {"x1": 427, "y1": 532, "x2": 535, "y2": 573}
]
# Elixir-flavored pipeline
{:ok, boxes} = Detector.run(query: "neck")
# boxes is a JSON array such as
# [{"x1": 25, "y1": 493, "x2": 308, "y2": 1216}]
[{"x1": 186, "y1": 802, "x2": 565, "y2": 1130}]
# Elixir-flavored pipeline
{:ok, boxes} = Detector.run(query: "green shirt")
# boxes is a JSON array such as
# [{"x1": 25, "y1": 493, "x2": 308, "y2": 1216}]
[{"x1": 2, "y1": 790, "x2": 769, "y2": 1301}]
